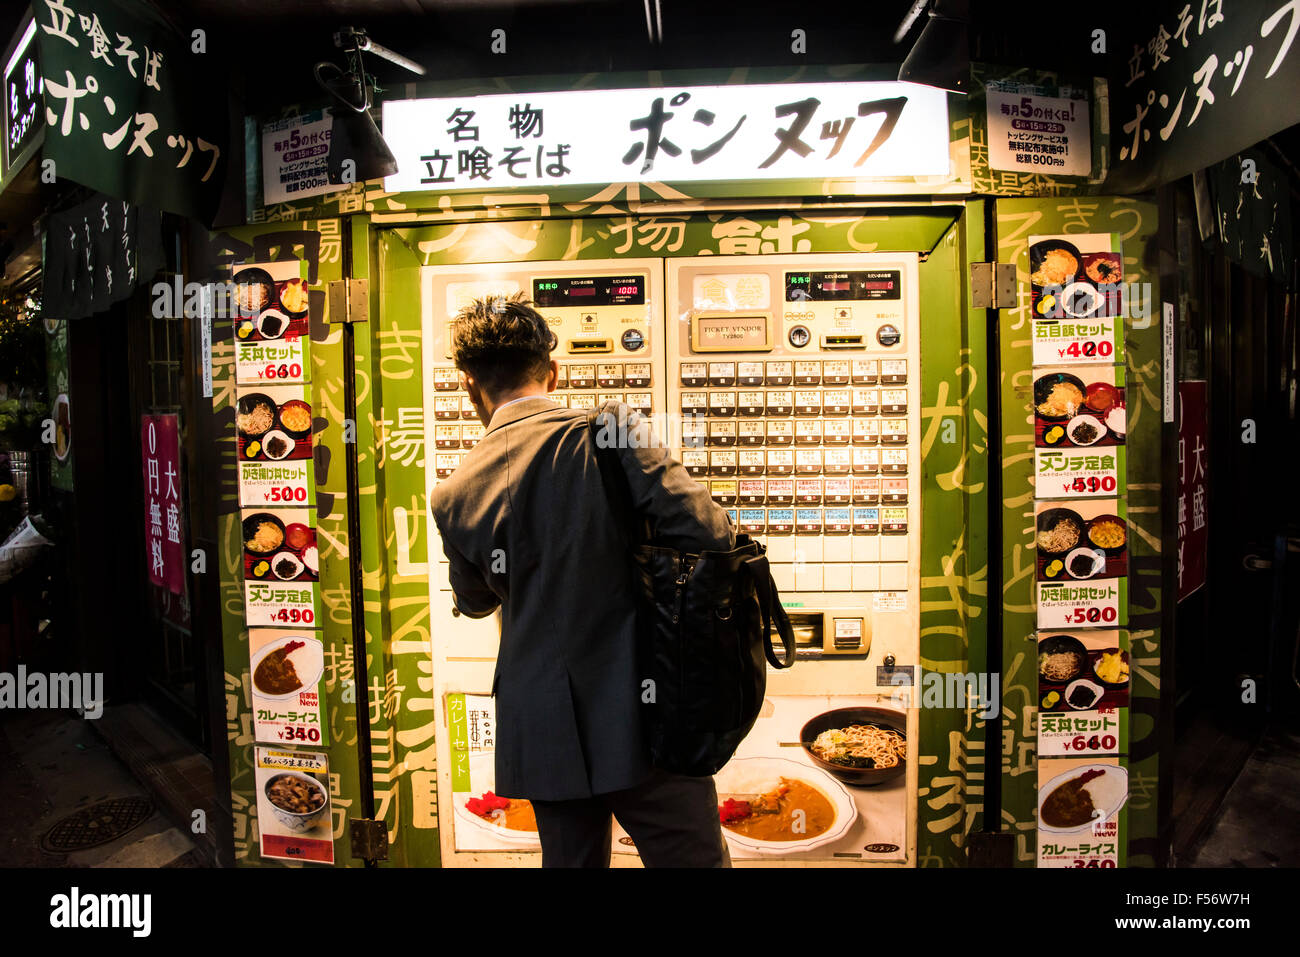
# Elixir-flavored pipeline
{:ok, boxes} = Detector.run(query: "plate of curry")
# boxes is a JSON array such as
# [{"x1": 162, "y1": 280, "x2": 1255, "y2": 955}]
[
  {"x1": 713, "y1": 757, "x2": 856, "y2": 855},
  {"x1": 454, "y1": 752, "x2": 542, "y2": 846},
  {"x1": 1038, "y1": 764, "x2": 1129, "y2": 833},
  {"x1": 250, "y1": 635, "x2": 323, "y2": 700}
]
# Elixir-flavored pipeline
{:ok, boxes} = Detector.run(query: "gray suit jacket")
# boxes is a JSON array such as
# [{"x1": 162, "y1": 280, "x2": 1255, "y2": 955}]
[{"x1": 429, "y1": 398, "x2": 734, "y2": 800}]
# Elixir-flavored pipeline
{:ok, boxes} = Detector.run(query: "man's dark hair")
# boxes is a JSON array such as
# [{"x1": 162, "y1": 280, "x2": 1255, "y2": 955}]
[{"x1": 450, "y1": 293, "x2": 557, "y2": 396}]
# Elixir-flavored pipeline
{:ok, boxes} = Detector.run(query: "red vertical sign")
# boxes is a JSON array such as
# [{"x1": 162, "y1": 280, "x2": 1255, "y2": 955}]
[
  {"x1": 1177, "y1": 381, "x2": 1208, "y2": 602},
  {"x1": 142, "y1": 414, "x2": 186, "y2": 595}
]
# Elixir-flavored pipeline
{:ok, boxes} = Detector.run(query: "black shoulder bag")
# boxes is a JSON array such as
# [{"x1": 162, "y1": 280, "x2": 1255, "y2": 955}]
[{"x1": 587, "y1": 404, "x2": 795, "y2": 777}]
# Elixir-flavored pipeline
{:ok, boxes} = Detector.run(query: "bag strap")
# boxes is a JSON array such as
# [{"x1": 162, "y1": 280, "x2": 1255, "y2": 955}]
[
  {"x1": 745, "y1": 551, "x2": 795, "y2": 669},
  {"x1": 586, "y1": 403, "x2": 640, "y2": 545}
]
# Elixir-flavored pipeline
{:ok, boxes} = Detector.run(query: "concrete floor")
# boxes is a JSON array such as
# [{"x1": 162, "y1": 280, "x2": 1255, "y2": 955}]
[
  {"x1": 0, "y1": 709, "x2": 199, "y2": 867},
  {"x1": 1187, "y1": 723, "x2": 1300, "y2": 867}
]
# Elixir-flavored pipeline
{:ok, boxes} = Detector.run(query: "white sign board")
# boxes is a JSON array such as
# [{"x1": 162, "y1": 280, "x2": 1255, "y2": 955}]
[
  {"x1": 986, "y1": 82, "x2": 1091, "y2": 177},
  {"x1": 261, "y1": 111, "x2": 346, "y2": 204},
  {"x1": 381, "y1": 81, "x2": 950, "y2": 193}
]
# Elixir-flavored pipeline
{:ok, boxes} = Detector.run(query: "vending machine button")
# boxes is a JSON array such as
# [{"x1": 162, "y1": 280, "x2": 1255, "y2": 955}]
[
  {"x1": 433, "y1": 368, "x2": 460, "y2": 392},
  {"x1": 556, "y1": 365, "x2": 569, "y2": 389},
  {"x1": 794, "y1": 360, "x2": 822, "y2": 385},
  {"x1": 739, "y1": 479, "x2": 766, "y2": 504},
  {"x1": 680, "y1": 362, "x2": 707, "y2": 387},
  {"x1": 795, "y1": 420, "x2": 823, "y2": 446},
  {"x1": 822, "y1": 359, "x2": 851, "y2": 385},
  {"x1": 851, "y1": 358, "x2": 879, "y2": 385},
  {"x1": 795, "y1": 508, "x2": 823, "y2": 536},
  {"x1": 711, "y1": 480, "x2": 737, "y2": 505},
  {"x1": 708, "y1": 420, "x2": 737, "y2": 447},
  {"x1": 435, "y1": 453, "x2": 460, "y2": 479},
  {"x1": 459, "y1": 396, "x2": 478, "y2": 419},
  {"x1": 852, "y1": 478, "x2": 881, "y2": 504},
  {"x1": 708, "y1": 392, "x2": 737, "y2": 417},
  {"x1": 764, "y1": 361, "x2": 793, "y2": 386},
  {"x1": 737, "y1": 392, "x2": 765, "y2": 416},
  {"x1": 624, "y1": 363, "x2": 651, "y2": 388},
  {"x1": 680, "y1": 391, "x2": 707, "y2": 415},
  {"x1": 597, "y1": 364, "x2": 624, "y2": 388},
  {"x1": 738, "y1": 420, "x2": 766, "y2": 445},
  {"x1": 766, "y1": 449, "x2": 794, "y2": 475},
  {"x1": 710, "y1": 451, "x2": 738, "y2": 476},
  {"x1": 795, "y1": 449, "x2": 823, "y2": 474},
  {"x1": 434, "y1": 397, "x2": 461, "y2": 421},
  {"x1": 794, "y1": 391, "x2": 822, "y2": 416},
  {"x1": 765, "y1": 420, "x2": 794, "y2": 446},
  {"x1": 852, "y1": 388, "x2": 881, "y2": 415},
  {"x1": 882, "y1": 507, "x2": 909, "y2": 535},
  {"x1": 568, "y1": 365, "x2": 596, "y2": 389},
  {"x1": 880, "y1": 358, "x2": 907, "y2": 383},
  {"x1": 823, "y1": 449, "x2": 851, "y2": 475},
  {"x1": 461, "y1": 424, "x2": 484, "y2": 449},
  {"x1": 822, "y1": 390, "x2": 851, "y2": 416},
  {"x1": 766, "y1": 508, "x2": 795, "y2": 536},
  {"x1": 598, "y1": 393, "x2": 625, "y2": 407},
  {"x1": 738, "y1": 361, "x2": 765, "y2": 386},
  {"x1": 853, "y1": 418, "x2": 881, "y2": 445},
  {"x1": 738, "y1": 508, "x2": 766, "y2": 535},
  {"x1": 881, "y1": 449, "x2": 908, "y2": 475},
  {"x1": 880, "y1": 418, "x2": 908, "y2": 444},
  {"x1": 765, "y1": 391, "x2": 794, "y2": 416},
  {"x1": 824, "y1": 478, "x2": 852, "y2": 504},
  {"x1": 739, "y1": 450, "x2": 766, "y2": 475},
  {"x1": 882, "y1": 477, "x2": 909, "y2": 501},
  {"x1": 796, "y1": 478, "x2": 823, "y2": 504},
  {"x1": 627, "y1": 393, "x2": 653, "y2": 415},
  {"x1": 825, "y1": 508, "x2": 852, "y2": 535},
  {"x1": 823, "y1": 420, "x2": 851, "y2": 446},
  {"x1": 569, "y1": 394, "x2": 598, "y2": 411},
  {"x1": 682, "y1": 450, "x2": 709, "y2": 477},
  {"x1": 852, "y1": 448, "x2": 881, "y2": 474},
  {"x1": 881, "y1": 388, "x2": 908, "y2": 414},
  {"x1": 682, "y1": 421, "x2": 708, "y2": 448},
  {"x1": 708, "y1": 362, "x2": 737, "y2": 387},
  {"x1": 765, "y1": 479, "x2": 794, "y2": 505},
  {"x1": 852, "y1": 508, "x2": 881, "y2": 537},
  {"x1": 434, "y1": 425, "x2": 460, "y2": 448}
]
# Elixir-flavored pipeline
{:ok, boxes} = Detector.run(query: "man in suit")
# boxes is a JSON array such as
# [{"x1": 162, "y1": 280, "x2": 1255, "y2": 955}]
[{"x1": 429, "y1": 293, "x2": 735, "y2": 867}]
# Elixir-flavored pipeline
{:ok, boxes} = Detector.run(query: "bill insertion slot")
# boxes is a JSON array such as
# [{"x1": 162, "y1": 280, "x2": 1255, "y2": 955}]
[
  {"x1": 568, "y1": 338, "x2": 613, "y2": 353},
  {"x1": 821, "y1": 334, "x2": 865, "y2": 349}
]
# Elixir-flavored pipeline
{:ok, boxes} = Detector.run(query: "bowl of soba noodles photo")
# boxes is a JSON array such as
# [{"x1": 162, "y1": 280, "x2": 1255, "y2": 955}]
[{"x1": 800, "y1": 707, "x2": 908, "y2": 787}]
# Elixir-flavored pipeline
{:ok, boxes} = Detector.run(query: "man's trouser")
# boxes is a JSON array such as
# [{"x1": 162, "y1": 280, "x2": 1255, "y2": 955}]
[{"x1": 529, "y1": 768, "x2": 732, "y2": 868}]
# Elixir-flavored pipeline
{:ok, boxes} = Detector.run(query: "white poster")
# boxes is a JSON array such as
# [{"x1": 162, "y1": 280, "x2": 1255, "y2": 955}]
[
  {"x1": 986, "y1": 82, "x2": 1091, "y2": 177},
  {"x1": 262, "y1": 111, "x2": 346, "y2": 204}
]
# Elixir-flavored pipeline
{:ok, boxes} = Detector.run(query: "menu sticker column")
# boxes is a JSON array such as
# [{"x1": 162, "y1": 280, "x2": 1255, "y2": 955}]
[
  {"x1": 1029, "y1": 233, "x2": 1132, "y2": 869},
  {"x1": 254, "y1": 748, "x2": 335, "y2": 864}
]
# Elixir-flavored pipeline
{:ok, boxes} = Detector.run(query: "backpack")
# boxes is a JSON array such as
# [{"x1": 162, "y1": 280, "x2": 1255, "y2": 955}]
[{"x1": 587, "y1": 404, "x2": 795, "y2": 777}]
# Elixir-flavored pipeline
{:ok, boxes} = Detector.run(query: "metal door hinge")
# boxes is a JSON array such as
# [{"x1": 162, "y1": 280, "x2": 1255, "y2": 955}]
[
  {"x1": 969, "y1": 262, "x2": 1017, "y2": 309},
  {"x1": 349, "y1": 817, "x2": 389, "y2": 861},
  {"x1": 329, "y1": 278, "x2": 369, "y2": 323}
]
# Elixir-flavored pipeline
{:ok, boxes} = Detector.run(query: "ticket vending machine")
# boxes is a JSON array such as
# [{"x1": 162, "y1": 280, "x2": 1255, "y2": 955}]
[{"x1": 422, "y1": 254, "x2": 920, "y2": 865}]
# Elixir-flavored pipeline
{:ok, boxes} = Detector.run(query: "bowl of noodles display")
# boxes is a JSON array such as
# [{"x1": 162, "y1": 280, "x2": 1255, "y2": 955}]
[
  {"x1": 799, "y1": 707, "x2": 907, "y2": 786},
  {"x1": 453, "y1": 753, "x2": 541, "y2": 846},
  {"x1": 713, "y1": 757, "x2": 857, "y2": 855}
]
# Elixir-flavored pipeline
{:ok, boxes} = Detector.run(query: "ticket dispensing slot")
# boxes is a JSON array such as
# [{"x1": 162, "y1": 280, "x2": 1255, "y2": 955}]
[{"x1": 788, "y1": 611, "x2": 873, "y2": 659}]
